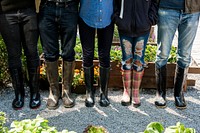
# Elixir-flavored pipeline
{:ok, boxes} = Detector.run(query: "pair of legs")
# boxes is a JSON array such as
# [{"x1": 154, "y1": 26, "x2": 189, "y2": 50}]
[
  {"x1": 79, "y1": 17, "x2": 114, "y2": 107},
  {"x1": 155, "y1": 8, "x2": 200, "y2": 109},
  {"x1": 39, "y1": 1, "x2": 79, "y2": 109},
  {"x1": 120, "y1": 33, "x2": 149, "y2": 107},
  {"x1": 0, "y1": 8, "x2": 41, "y2": 110}
]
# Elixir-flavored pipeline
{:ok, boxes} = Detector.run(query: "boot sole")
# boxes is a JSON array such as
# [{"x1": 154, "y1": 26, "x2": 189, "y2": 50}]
[
  {"x1": 63, "y1": 103, "x2": 75, "y2": 108},
  {"x1": 30, "y1": 105, "x2": 41, "y2": 110},
  {"x1": 99, "y1": 102, "x2": 110, "y2": 107},
  {"x1": 155, "y1": 105, "x2": 166, "y2": 109},
  {"x1": 176, "y1": 105, "x2": 186, "y2": 110},
  {"x1": 13, "y1": 107, "x2": 23, "y2": 110},
  {"x1": 47, "y1": 104, "x2": 59, "y2": 110},
  {"x1": 121, "y1": 101, "x2": 131, "y2": 106},
  {"x1": 133, "y1": 103, "x2": 141, "y2": 108},
  {"x1": 85, "y1": 102, "x2": 95, "y2": 107}
]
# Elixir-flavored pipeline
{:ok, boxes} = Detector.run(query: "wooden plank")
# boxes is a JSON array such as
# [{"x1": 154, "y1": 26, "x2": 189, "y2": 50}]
[{"x1": 188, "y1": 66, "x2": 200, "y2": 74}]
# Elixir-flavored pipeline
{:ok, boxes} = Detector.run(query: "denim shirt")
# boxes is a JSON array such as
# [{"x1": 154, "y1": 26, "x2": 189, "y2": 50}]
[{"x1": 79, "y1": 0, "x2": 113, "y2": 29}]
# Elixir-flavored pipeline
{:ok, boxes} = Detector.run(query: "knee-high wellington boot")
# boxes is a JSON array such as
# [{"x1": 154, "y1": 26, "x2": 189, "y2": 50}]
[
  {"x1": 132, "y1": 70, "x2": 144, "y2": 108},
  {"x1": 174, "y1": 65, "x2": 188, "y2": 109},
  {"x1": 62, "y1": 61, "x2": 75, "y2": 108},
  {"x1": 28, "y1": 67, "x2": 41, "y2": 109},
  {"x1": 154, "y1": 65, "x2": 167, "y2": 108},
  {"x1": 84, "y1": 66, "x2": 95, "y2": 107},
  {"x1": 10, "y1": 68, "x2": 25, "y2": 110},
  {"x1": 121, "y1": 70, "x2": 132, "y2": 106},
  {"x1": 46, "y1": 61, "x2": 60, "y2": 110},
  {"x1": 99, "y1": 66, "x2": 110, "y2": 107}
]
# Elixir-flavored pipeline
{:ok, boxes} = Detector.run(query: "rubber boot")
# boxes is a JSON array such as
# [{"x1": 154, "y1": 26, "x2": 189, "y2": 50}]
[
  {"x1": 132, "y1": 70, "x2": 144, "y2": 108},
  {"x1": 99, "y1": 66, "x2": 110, "y2": 107},
  {"x1": 121, "y1": 70, "x2": 132, "y2": 106},
  {"x1": 46, "y1": 61, "x2": 60, "y2": 110},
  {"x1": 28, "y1": 67, "x2": 41, "y2": 109},
  {"x1": 10, "y1": 68, "x2": 25, "y2": 110},
  {"x1": 154, "y1": 65, "x2": 167, "y2": 108},
  {"x1": 174, "y1": 65, "x2": 188, "y2": 109},
  {"x1": 84, "y1": 66, "x2": 95, "y2": 107},
  {"x1": 62, "y1": 61, "x2": 75, "y2": 108}
]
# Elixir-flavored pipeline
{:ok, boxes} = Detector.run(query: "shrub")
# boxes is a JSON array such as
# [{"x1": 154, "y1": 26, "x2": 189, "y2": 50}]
[
  {"x1": 0, "y1": 112, "x2": 8, "y2": 133},
  {"x1": 0, "y1": 35, "x2": 11, "y2": 89}
]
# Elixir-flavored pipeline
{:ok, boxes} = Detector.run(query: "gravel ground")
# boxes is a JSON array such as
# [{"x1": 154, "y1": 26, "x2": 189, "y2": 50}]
[{"x1": 0, "y1": 74, "x2": 200, "y2": 133}]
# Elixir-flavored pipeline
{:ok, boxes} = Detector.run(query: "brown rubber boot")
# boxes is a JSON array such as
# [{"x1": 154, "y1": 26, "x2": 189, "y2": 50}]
[
  {"x1": 46, "y1": 61, "x2": 60, "y2": 110},
  {"x1": 62, "y1": 61, "x2": 75, "y2": 108},
  {"x1": 121, "y1": 70, "x2": 132, "y2": 106},
  {"x1": 132, "y1": 70, "x2": 144, "y2": 108}
]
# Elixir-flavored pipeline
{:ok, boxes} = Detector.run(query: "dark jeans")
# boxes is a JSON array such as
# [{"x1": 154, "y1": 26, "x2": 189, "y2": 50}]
[
  {"x1": 39, "y1": 1, "x2": 78, "y2": 62},
  {"x1": 79, "y1": 17, "x2": 114, "y2": 68},
  {"x1": 0, "y1": 8, "x2": 39, "y2": 69}
]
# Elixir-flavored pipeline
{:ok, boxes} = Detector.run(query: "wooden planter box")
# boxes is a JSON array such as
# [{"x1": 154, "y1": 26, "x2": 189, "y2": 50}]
[
  {"x1": 142, "y1": 62, "x2": 176, "y2": 88},
  {"x1": 40, "y1": 58, "x2": 196, "y2": 91},
  {"x1": 108, "y1": 61, "x2": 196, "y2": 90}
]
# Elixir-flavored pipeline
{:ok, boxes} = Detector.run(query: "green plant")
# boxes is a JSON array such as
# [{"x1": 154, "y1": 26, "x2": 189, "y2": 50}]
[
  {"x1": 143, "y1": 122, "x2": 164, "y2": 133},
  {"x1": 0, "y1": 112, "x2": 8, "y2": 133},
  {"x1": 144, "y1": 44, "x2": 177, "y2": 63},
  {"x1": 72, "y1": 66, "x2": 99, "y2": 88},
  {"x1": 113, "y1": 24, "x2": 119, "y2": 38},
  {"x1": 164, "y1": 122, "x2": 195, "y2": 133},
  {"x1": 83, "y1": 125, "x2": 108, "y2": 133},
  {"x1": 142, "y1": 122, "x2": 196, "y2": 133},
  {"x1": 0, "y1": 36, "x2": 11, "y2": 89},
  {"x1": 144, "y1": 45, "x2": 157, "y2": 62},
  {"x1": 8, "y1": 115, "x2": 76, "y2": 133},
  {"x1": 110, "y1": 45, "x2": 122, "y2": 63}
]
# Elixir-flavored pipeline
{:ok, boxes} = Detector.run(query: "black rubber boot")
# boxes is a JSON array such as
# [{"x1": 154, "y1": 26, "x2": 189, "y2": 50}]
[
  {"x1": 28, "y1": 67, "x2": 41, "y2": 109},
  {"x1": 99, "y1": 66, "x2": 110, "y2": 107},
  {"x1": 154, "y1": 65, "x2": 167, "y2": 108},
  {"x1": 174, "y1": 66, "x2": 188, "y2": 109},
  {"x1": 84, "y1": 66, "x2": 95, "y2": 107},
  {"x1": 10, "y1": 68, "x2": 25, "y2": 110}
]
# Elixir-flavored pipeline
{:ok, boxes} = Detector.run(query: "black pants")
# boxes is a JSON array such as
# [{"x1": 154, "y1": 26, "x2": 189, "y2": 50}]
[
  {"x1": 79, "y1": 17, "x2": 114, "y2": 68},
  {"x1": 0, "y1": 8, "x2": 39, "y2": 69}
]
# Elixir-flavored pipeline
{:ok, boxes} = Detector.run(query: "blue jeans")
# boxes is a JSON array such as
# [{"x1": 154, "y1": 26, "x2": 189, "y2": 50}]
[
  {"x1": 0, "y1": 8, "x2": 39, "y2": 69},
  {"x1": 156, "y1": 8, "x2": 200, "y2": 69},
  {"x1": 39, "y1": 1, "x2": 78, "y2": 62},
  {"x1": 119, "y1": 33, "x2": 149, "y2": 71}
]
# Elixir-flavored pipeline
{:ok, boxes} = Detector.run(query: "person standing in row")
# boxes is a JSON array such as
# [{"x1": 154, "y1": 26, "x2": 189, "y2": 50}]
[
  {"x1": 0, "y1": 0, "x2": 41, "y2": 109},
  {"x1": 155, "y1": 0, "x2": 200, "y2": 109},
  {"x1": 38, "y1": 0, "x2": 79, "y2": 109},
  {"x1": 79, "y1": 0, "x2": 114, "y2": 107},
  {"x1": 154, "y1": 0, "x2": 200, "y2": 109},
  {"x1": 113, "y1": 0, "x2": 159, "y2": 107}
]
